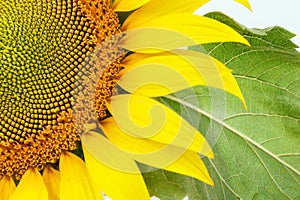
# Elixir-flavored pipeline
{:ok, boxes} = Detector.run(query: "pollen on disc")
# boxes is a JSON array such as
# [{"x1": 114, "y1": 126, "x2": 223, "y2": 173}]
[{"x1": 0, "y1": 0, "x2": 123, "y2": 179}]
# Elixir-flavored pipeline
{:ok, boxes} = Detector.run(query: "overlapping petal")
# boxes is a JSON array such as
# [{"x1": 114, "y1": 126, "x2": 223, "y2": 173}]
[
  {"x1": 107, "y1": 94, "x2": 213, "y2": 158},
  {"x1": 164, "y1": 150, "x2": 213, "y2": 185},
  {"x1": 10, "y1": 168, "x2": 48, "y2": 200},
  {"x1": 122, "y1": 0, "x2": 209, "y2": 23},
  {"x1": 59, "y1": 152, "x2": 100, "y2": 200},
  {"x1": 112, "y1": 0, "x2": 150, "y2": 12},
  {"x1": 123, "y1": 13, "x2": 249, "y2": 43},
  {"x1": 101, "y1": 113, "x2": 212, "y2": 158},
  {"x1": 120, "y1": 27, "x2": 198, "y2": 53},
  {"x1": 100, "y1": 117, "x2": 213, "y2": 184},
  {"x1": 101, "y1": 117, "x2": 166, "y2": 154},
  {"x1": 43, "y1": 166, "x2": 60, "y2": 200},
  {"x1": 0, "y1": 176, "x2": 16, "y2": 200},
  {"x1": 119, "y1": 50, "x2": 246, "y2": 107},
  {"x1": 121, "y1": 14, "x2": 249, "y2": 53},
  {"x1": 81, "y1": 131, "x2": 143, "y2": 173},
  {"x1": 81, "y1": 131, "x2": 150, "y2": 199}
]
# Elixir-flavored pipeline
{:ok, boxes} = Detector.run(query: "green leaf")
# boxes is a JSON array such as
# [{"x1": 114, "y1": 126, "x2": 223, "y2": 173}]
[{"x1": 143, "y1": 12, "x2": 300, "y2": 199}]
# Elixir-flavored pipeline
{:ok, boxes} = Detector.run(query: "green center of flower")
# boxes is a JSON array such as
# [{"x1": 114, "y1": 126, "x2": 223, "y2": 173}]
[{"x1": 0, "y1": 0, "x2": 123, "y2": 179}]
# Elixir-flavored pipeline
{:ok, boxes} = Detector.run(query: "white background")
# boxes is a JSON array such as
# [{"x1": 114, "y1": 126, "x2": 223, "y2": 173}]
[{"x1": 196, "y1": 0, "x2": 300, "y2": 48}]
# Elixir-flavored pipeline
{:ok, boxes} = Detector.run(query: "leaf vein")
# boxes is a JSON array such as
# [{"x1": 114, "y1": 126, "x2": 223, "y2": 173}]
[{"x1": 165, "y1": 95, "x2": 300, "y2": 177}]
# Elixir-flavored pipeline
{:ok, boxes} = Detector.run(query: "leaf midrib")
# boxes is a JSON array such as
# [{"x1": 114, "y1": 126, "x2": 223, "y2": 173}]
[
  {"x1": 225, "y1": 113, "x2": 300, "y2": 121},
  {"x1": 234, "y1": 75, "x2": 300, "y2": 99},
  {"x1": 164, "y1": 95, "x2": 300, "y2": 177}
]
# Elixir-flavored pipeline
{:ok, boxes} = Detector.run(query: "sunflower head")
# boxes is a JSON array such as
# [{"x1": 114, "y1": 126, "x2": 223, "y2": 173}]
[{"x1": 0, "y1": 0, "x2": 251, "y2": 199}]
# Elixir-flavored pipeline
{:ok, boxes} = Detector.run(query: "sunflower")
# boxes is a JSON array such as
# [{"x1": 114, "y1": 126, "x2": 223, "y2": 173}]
[{"x1": 0, "y1": 0, "x2": 250, "y2": 199}]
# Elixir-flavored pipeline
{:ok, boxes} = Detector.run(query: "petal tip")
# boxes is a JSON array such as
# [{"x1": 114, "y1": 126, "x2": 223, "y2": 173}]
[
  {"x1": 207, "y1": 150, "x2": 214, "y2": 159},
  {"x1": 234, "y1": 0, "x2": 252, "y2": 11}
]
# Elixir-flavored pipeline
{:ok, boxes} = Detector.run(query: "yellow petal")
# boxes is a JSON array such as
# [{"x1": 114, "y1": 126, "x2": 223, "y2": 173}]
[
  {"x1": 235, "y1": 0, "x2": 252, "y2": 11},
  {"x1": 121, "y1": 15, "x2": 249, "y2": 53},
  {"x1": 101, "y1": 117, "x2": 185, "y2": 166},
  {"x1": 10, "y1": 168, "x2": 48, "y2": 200},
  {"x1": 100, "y1": 117, "x2": 213, "y2": 184},
  {"x1": 101, "y1": 117, "x2": 210, "y2": 157},
  {"x1": 43, "y1": 166, "x2": 60, "y2": 200},
  {"x1": 0, "y1": 176, "x2": 16, "y2": 200},
  {"x1": 107, "y1": 94, "x2": 213, "y2": 158},
  {"x1": 123, "y1": 0, "x2": 209, "y2": 27},
  {"x1": 120, "y1": 27, "x2": 198, "y2": 53},
  {"x1": 59, "y1": 152, "x2": 101, "y2": 200},
  {"x1": 81, "y1": 130, "x2": 143, "y2": 173},
  {"x1": 82, "y1": 144, "x2": 150, "y2": 200},
  {"x1": 164, "y1": 150, "x2": 213, "y2": 185},
  {"x1": 112, "y1": 0, "x2": 150, "y2": 12},
  {"x1": 119, "y1": 50, "x2": 246, "y2": 107},
  {"x1": 101, "y1": 117, "x2": 166, "y2": 154}
]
